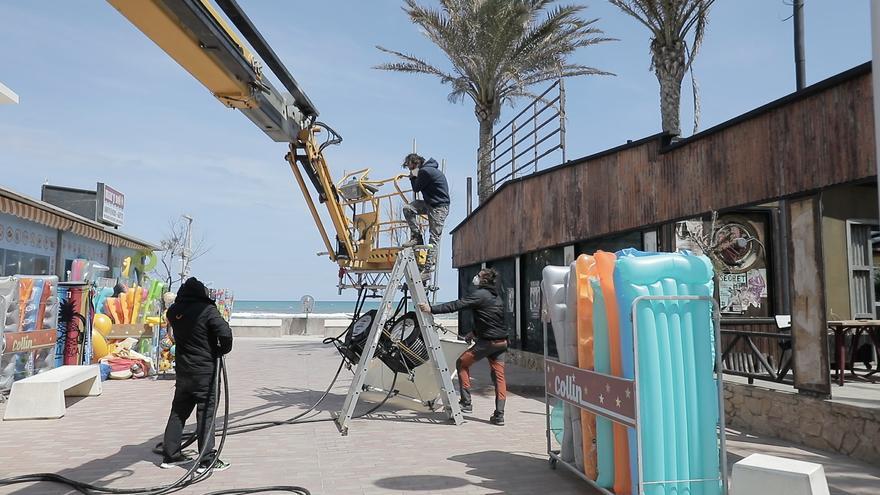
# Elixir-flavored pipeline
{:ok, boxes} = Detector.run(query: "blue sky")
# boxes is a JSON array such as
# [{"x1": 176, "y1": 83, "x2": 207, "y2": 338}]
[{"x1": 0, "y1": 0, "x2": 872, "y2": 300}]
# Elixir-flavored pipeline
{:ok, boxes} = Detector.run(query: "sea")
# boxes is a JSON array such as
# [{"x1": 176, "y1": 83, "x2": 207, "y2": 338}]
[
  {"x1": 234, "y1": 300, "x2": 379, "y2": 316},
  {"x1": 232, "y1": 300, "x2": 455, "y2": 320}
]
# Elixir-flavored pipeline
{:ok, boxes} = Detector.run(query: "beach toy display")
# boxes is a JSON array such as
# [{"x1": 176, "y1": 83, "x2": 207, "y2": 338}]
[
  {"x1": 543, "y1": 249, "x2": 724, "y2": 495},
  {"x1": 56, "y1": 282, "x2": 94, "y2": 367},
  {"x1": 208, "y1": 288, "x2": 235, "y2": 321},
  {"x1": 0, "y1": 276, "x2": 61, "y2": 392},
  {"x1": 87, "y1": 278, "x2": 167, "y2": 380},
  {"x1": 97, "y1": 280, "x2": 164, "y2": 325}
]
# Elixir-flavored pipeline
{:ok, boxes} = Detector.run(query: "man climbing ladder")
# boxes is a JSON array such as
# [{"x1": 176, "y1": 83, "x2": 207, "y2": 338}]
[{"x1": 401, "y1": 153, "x2": 450, "y2": 279}]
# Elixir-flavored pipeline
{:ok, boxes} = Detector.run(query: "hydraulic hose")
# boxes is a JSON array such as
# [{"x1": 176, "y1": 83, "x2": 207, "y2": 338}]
[
  {"x1": 1, "y1": 313, "x2": 405, "y2": 495},
  {"x1": 0, "y1": 358, "x2": 312, "y2": 495},
  {"x1": 0, "y1": 357, "x2": 226, "y2": 495}
]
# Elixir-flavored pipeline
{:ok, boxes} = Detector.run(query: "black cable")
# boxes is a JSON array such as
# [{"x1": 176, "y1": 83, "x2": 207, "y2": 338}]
[
  {"x1": 314, "y1": 121, "x2": 342, "y2": 153},
  {"x1": 204, "y1": 488, "x2": 309, "y2": 495},
  {"x1": 219, "y1": 370, "x2": 399, "y2": 435},
  {"x1": 1, "y1": 310, "x2": 404, "y2": 494},
  {"x1": 0, "y1": 357, "x2": 228, "y2": 495}
]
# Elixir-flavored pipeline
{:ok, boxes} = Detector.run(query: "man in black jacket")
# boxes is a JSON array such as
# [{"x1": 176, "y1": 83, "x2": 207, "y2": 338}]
[
  {"x1": 161, "y1": 277, "x2": 233, "y2": 472},
  {"x1": 401, "y1": 153, "x2": 450, "y2": 277},
  {"x1": 419, "y1": 268, "x2": 508, "y2": 425}
]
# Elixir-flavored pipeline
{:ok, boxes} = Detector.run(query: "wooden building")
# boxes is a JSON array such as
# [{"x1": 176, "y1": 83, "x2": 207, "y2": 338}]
[{"x1": 450, "y1": 62, "x2": 877, "y2": 398}]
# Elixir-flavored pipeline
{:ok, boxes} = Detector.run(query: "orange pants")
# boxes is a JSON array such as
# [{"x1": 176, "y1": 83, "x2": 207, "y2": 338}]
[{"x1": 456, "y1": 338, "x2": 508, "y2": 412}]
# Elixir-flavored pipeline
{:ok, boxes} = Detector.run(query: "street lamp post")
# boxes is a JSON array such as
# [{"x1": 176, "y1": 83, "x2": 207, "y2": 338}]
[{"x1": 179, "y1": 215, "x2": 194, "y2": 282}]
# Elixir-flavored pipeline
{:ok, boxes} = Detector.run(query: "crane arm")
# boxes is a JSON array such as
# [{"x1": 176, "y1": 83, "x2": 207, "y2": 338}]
[
  {"x1": 106, "y1": 0, "x2": 314, "y2": 142},
  {"x1": 107, "y1": 0, "x2": 418, "y2": 278}
]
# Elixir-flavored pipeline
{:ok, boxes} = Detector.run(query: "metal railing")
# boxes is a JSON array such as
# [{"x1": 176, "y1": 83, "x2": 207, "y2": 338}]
[
  {"x1": 720, "y1": 318, "x2": 794, "y2": 385},
  {"x1": 482, "y1": 79, "x2": 566, "y2": 191}
]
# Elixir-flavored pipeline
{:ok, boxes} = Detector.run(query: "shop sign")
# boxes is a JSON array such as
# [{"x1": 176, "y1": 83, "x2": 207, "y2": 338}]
[
  {"x1": 97, "y1": 183, "x2": 124, "y2": 227},
  {"x1": 301, "y1": 295, "x2": 315, "y2": 314},
  {"x1": 545, "y1": 360, "x2": 636, "y2": 427},
  {"x1": 3, "y1": 329, "x2": 57, "y2": 354}
]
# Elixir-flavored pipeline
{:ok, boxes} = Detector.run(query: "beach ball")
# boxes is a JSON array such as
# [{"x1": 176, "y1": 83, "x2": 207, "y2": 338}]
[
  {"x1": 93, "y1": 314, "x2": 113, "y2": 337},
  {"x1": 92, "y1": 330, "x2": 110, "y2": 361}
]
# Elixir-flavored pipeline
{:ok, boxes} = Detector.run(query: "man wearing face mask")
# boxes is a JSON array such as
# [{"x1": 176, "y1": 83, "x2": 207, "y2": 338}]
[
  {"x1": 419, "y1": 268, "x2": 507, "y2": 425},
  {"x1": 401, "y1": 153, "x2": 450, "y2": 280}
]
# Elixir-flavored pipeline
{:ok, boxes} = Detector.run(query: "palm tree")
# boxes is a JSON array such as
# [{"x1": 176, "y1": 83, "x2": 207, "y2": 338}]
[
  {"x1": 376, "y1": 0, "x2": 611, "y2": 202},
  {"x1": 609, "y1": 0, "x2": 714, "y2": 137}
]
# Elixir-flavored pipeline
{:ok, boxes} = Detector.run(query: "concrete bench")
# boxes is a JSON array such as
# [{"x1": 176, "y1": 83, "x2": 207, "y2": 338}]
[
  {"x1": 732, "y1": 453, "x2": 830, "y2": 495},
  {"x1": 3, "y1": 365, "x2": 102, "y2": 420}
]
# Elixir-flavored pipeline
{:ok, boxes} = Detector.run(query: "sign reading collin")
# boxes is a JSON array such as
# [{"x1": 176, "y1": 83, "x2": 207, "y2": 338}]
[{"x1": 97, "y1": 182, "x2": 124, "y2": 227}]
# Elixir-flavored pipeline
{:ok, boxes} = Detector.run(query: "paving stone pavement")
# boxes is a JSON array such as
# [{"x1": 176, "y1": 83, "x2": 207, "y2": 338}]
[
  {"x1": 1, "y1": 337, "x2": 878, "y2": 495},
  {"x1": 0, "y1": 337, "x2": 589, "y2": 495}
]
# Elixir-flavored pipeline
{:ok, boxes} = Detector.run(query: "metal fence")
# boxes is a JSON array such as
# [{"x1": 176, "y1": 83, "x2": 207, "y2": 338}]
[
  {"x1": 720, "y1": 318, "x2": 794, "y2": 385},
  {"x1": 483, "y1": 80, "x2": 566, "y2": 191}
]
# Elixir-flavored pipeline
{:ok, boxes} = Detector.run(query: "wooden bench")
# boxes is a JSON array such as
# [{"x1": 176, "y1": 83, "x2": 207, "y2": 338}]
[{"x1": 3, "y1": 365, "x2": 102, "y2": 420}]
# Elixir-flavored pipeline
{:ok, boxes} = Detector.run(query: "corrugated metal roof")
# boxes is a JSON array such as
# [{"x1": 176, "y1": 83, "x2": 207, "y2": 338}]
[{"x1": 0, "y1": 185, "x2": 159, "y2": 251}]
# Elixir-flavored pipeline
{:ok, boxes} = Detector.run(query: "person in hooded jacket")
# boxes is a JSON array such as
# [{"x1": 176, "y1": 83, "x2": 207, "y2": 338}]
[
  {"x1": 401, "y1": 153, "x2": 450, "y2": 278},
  {"x1": 419, "y1": 268, "x2": 508, "y2": 425},
  {"x1": 160, "y1": 277, "x2": 233, "y2": 472}
]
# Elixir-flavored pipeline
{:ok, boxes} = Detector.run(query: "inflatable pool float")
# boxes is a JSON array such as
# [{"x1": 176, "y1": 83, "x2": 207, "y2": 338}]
[
  {"x1": 614, "y1": 249, "x2": 720, "y2": 495},
  {"x1": 542, "y1": 265, "x2": 575, "y2": 464},
  {"x1": 572, "y1": 255, "x2": 598, "y2": 479}
]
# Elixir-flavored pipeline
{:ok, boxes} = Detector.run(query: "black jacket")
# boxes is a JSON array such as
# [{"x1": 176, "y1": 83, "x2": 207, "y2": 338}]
[
  {"x1": 167, "y1": 278, "x2": 233, "y2": 376},
  {"x1": 431, "y1": 284, "x2": 506, "y2": 340},
  {"x1": 410, "y1": 158, "x2": 450, "y2": 207}
]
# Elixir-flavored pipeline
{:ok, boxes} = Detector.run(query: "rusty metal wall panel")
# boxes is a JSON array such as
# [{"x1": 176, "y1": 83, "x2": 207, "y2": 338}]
[
  {"x1": 453, "y1": 70, "x2": 875, "y2": 268},
  {"x1": 787, "y1": 194, "x2": 831, "y2": 396}
]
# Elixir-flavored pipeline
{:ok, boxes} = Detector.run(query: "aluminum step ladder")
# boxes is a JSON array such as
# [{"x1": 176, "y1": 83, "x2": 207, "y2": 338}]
[{"x1": 334, "y1": 247, "x2": 463, "y2": 435}]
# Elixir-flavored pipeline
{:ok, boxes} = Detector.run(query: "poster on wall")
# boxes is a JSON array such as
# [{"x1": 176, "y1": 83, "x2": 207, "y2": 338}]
[
  {"x1": 719, "y1": 273, "x2": 747, "y2": 313},
  {"x1": 529, "y1": 281, "x2": 541, "y2": 318},
  {"x1": 719, "y1": 269, "x2": 768, "y2": 314},
  {"x1": 676, "y1": 212, "x2": 774, "y2": 317}
]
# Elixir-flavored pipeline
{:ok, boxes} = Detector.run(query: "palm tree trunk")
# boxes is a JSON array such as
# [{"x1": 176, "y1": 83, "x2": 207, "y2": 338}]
[
  {"x1": 653, "y1": 42, "x2": 687, "y2": 137},
  {"x1": 477, "y1": 115, "x2": 494, "y2": 203}
]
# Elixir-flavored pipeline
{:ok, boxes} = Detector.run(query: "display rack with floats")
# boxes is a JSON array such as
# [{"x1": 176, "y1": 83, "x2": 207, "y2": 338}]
[
  {"x1": 542, "y1": 250, "x2": 728, "y2": 495},
  {"x1": 0, "y1": 276, "x2": 60, "y2": 393}
]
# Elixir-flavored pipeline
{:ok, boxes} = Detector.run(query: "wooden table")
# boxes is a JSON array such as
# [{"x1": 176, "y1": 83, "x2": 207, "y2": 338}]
[{"x1": 827, "y1": 320, "x2": 880, "y2": 386}]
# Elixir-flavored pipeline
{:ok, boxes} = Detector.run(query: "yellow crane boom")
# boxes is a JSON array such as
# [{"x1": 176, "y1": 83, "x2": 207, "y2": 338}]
[{"x1": 106, "y1": 0, "x2": 417, "y2": 286}]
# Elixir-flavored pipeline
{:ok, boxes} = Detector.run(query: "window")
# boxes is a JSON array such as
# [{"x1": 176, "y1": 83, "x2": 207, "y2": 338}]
[
  {"x1": 0, "y1": 249, "x2": 51, "y2": 276},
  {"x1": 847, "y1": 221, "x2": 878, "y2": 319}
]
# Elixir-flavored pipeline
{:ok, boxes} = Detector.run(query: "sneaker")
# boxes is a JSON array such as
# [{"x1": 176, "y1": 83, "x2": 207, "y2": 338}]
[
  {"x1": 401, "y1": 235, "x2": 424, "y2": 248},
  {"x1": 196, "y1": 458, "x2": 231, "y2": 474},
  {"x1": 160, "y1": 454, "x2": 194, "y2": 469},
  {"x1": 489, "y1": 412, "x2": 505, "y2": 426},
  {"x1": 459, "y1": 402, "x2": 473, "y2": 413}
]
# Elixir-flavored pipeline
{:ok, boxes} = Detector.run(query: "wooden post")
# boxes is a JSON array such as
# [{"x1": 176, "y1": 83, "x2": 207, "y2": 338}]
[
  {"x1": 786, "y1": 194, "x2": 831, "y2": 397},
  {"x1": 466, "y1": 177, "x2": 473, "y2": 215}
]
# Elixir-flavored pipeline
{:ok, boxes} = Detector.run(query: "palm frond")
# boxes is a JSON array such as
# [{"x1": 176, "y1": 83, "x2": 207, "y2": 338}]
[{"x1": 377, "y1": 0, "x2": 611, "y2": 113}]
